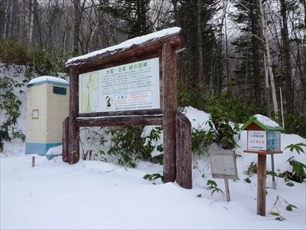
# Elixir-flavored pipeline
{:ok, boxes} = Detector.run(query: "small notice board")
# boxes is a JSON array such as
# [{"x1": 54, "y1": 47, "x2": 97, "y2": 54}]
[
  {"x1": 210, "y1": 149, "x2": 238, "y2": 202},
  {"x1": 210, "y1": 150, "x2": 238, "y2": 180}
]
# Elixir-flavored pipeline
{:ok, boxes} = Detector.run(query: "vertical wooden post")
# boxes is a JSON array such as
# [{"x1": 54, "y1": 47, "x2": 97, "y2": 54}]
[
  {"x1": 62, "y1": 116, "x2": 69, "y2": 163},
  {"x1": 162, "y1": 43, "x2": 177, "y2": 183},
  {"x1": 224, "y1": 179, "x2": 230, "y2": 202},
  {"x1": 176, "y1": 111, "x2": 192, "y2": 189},
  {"x1": 68, "y1": 68, "x2": 80, "y2": 164},
  {"x1": 32, "y1": 156, "x2": 35, "y2": 167},
  {"x1": 89, "y1": 150, "x2": 92, "y2": 160},
  {"x1": 257, "y1": 154, "x2": 267, "y2": 216}
]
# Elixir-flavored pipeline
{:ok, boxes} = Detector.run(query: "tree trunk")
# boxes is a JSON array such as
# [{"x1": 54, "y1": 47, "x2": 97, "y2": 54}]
[
  {"x1": 197, "y1": 0, "x2": 204, "y2": 91},
  {"x1": 2, "y1": 0, "x2": 9, "y2": 38},
  {"x1": 259, "y1": 0, "x2": 279, "y2": 117},
  {"x1": 73, "y1": 0, "x2": 81, "y2": 54},
  {"x1": 24, "y1": 0, "x2": 35, "y2": 50},
  {"x1": 280, "y1": 0, "x2": 294, "y2": 113}
]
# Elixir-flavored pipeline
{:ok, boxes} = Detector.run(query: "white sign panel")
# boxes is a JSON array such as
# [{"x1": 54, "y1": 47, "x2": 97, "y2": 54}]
[
  {"x1": 210, "y1": 150, "x2": 238, "y2": 179},
  {"x1": 79, "y1": 57, "x2": 160, "y2": 113},
  {"x1": 247, "y1": 130, "x2": 266, "y2": 151}
]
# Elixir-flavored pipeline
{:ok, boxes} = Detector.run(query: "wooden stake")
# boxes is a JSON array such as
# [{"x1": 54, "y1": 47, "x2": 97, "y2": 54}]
[
  {"x1": 62, "y1": 116, "x2": 69, "y2": 163},
  {"x1": 89, "y1": 150, "x2": 92, "y2": 160},
  {"x1": 32, "y1": 156, "x2": 35, "y2": 167}
]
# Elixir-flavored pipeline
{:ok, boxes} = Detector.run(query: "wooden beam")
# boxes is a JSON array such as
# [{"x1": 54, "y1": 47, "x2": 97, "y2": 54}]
[
  {"x1": 68, "y1": 68, "x2": 80, "y2": 164},
  {"x1": 162, "y1": 43, "x2": 177, "y2": 183},
  {"x1": 64, "y1": 30, "x2": 186, "y2": 74},
  {"x1": 78, "y1": 109, "x2": 163, "y2": 117},
  {"x1": 75, "y1": 115, "x2": 163, "y2": 127}
]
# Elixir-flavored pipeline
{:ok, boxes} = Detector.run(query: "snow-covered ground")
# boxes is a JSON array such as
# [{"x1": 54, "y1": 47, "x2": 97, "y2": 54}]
[
  {"x1": 1, "y1": 62, "x2": 305, "y2": 229},
  {"x1": 1, "y1": 115, "x2": 306, "y2": 229}
]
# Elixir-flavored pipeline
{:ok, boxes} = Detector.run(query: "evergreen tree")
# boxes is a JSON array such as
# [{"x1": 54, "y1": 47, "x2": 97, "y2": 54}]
[
  {"x1": 279, "y1": 0, "x2": 296, "y2": 114},
  {"x1": 173, "y1": 0, "x2": 220, "y2": 107},
  {"x1": 102, "y1": 0, "x2": 151, "y2": 39},
  {"x1": 231, "y1": 0, "x2": 264, "y2": 108}
]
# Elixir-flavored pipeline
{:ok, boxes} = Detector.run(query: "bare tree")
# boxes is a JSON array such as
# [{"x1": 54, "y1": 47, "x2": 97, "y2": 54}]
[{"x1": 23, "y1": 0, "x2": 35, "y2": 49}]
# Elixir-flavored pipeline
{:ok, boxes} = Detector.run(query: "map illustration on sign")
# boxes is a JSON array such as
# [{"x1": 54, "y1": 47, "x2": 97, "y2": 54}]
[
  {"x1": 79, "y1": 58, "x2": 160, "y2": 113},
  {"x1": 79, "y1": 71, "x2": 99, "y2": 112},
  {"x1": 267, "y1": 131, "x2": 281, "y2": 151}
]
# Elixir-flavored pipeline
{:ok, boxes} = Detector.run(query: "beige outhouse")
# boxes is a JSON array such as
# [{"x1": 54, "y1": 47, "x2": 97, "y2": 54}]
[{"x1": 25, "y1": 76, "x2": 69, "y2": 156}]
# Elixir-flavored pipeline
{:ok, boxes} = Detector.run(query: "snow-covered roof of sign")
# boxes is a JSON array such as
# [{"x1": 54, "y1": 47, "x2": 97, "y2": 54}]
[
  {"x1": 27, "y1": 76, "x2": 69, "y2": 87},
  {"x1": 66, "y1": 27, "x2": 181, "y2": 65},
  {"x1": 241, "y1": 114, "x2": 284, "y2": 131}
]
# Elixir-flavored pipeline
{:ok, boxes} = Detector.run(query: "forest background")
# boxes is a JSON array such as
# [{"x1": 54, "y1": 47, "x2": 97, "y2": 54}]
[{"x1": 0, "y1": 0, "x2": 306, "y2": 141}]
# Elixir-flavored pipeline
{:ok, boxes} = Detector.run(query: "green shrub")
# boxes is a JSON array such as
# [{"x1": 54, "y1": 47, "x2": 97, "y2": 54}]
[
  {"x1": 99, "y1": 127, "x2": 152, "y2": 168},
  {"x1": 191, "y1": 129, "x2": 212, "y2": 155},
  {"x1": 0, "y1": 76, "x2": 25, "y2": 148},
  {"x1": 204, "y1": 92, "x2": 266, "y2": 124},
  {"x1": 283, "y1": 113, "x2": 306, "y2": 138},
  {"x1": 32, "y1": 49, "x2": 67, "y2": 76},
  {"x1": 0, "y1": 38, "x2": 30, "y2": 65},
  {"x1": 0, "y1": 38, "x2": 68, "y2": 76},
  {"x1": 283, "y1": 142, "x2": 306, "y2": 183}
]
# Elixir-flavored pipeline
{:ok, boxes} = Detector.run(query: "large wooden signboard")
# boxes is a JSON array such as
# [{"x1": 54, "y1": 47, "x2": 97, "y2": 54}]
[{"x1": 63, "y1": 27, "x2": 191, "y2": 188}]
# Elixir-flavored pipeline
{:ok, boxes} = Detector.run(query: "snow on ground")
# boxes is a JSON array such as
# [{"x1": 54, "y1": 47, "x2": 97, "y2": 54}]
[
  {"x1": 1, "y1": 143, "x2": 306, "y2": 229},
  {"x1": 1, "y1": 107, "x2": 305, "y2": 229}
]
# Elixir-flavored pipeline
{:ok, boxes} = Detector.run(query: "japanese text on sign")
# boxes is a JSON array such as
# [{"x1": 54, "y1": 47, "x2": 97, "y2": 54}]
[
  {"x1": 247, "y1": 131, "x2": 266, "y2": 151},
  {"x1": 79, "y1": 58, "x2": 160, "y2": 113}
]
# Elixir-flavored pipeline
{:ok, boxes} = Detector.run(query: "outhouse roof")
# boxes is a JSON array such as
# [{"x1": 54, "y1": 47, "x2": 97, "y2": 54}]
[
  {"x1": 27, "y1": 76, "x2": 69, "y2": 87},
  {"x1": 241, "y1": 114, "x2": 284, "y2": 131}
]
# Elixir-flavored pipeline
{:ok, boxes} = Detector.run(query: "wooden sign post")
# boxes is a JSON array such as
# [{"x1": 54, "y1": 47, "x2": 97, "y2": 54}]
[
  {"x1": 241, "y1": 115, "x2": 284, "y2": 216},
  {"x1": 63, "y1": 28, "x2": 192, "y2": 189}
]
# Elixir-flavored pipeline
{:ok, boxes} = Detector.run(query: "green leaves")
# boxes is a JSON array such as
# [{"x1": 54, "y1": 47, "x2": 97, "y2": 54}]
[
  {"x1": 284, "y1": 143, "x2": 306, "y2": 155},
  {"x1": 206, "y1": 180, "x2": 225, "y2": 197},
  {"x1": 98, "y1": 126, "x2": 162, "y2": 168},
  {"x1": 286, "y1": 204, "x2": 297, "y2": 211},
  {"x1": 284, "y1": 143, "x2": 306, "y2": 183},
  {"x1": 269, "y1": 195, "x2": 298, "y2": 221},
  {"x1": 0, "y1": 75, "x2": 25, "y2": 148},
  {"x1": 245, "y1": 161, "x2": 257, "y2": 176},
  {"x1": 143, "y1": 173, "x2": 164, "y2": 184},
  {"x1": 283, "y1": 113, "x2": 306, "y2": 139}
]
